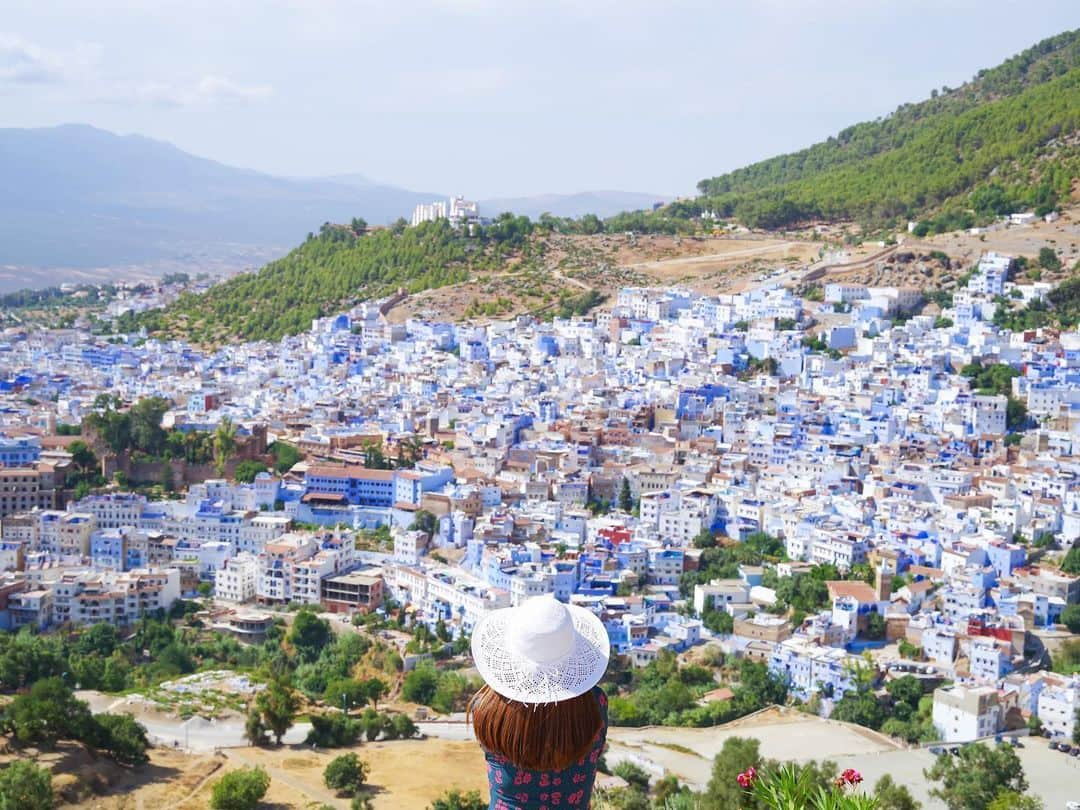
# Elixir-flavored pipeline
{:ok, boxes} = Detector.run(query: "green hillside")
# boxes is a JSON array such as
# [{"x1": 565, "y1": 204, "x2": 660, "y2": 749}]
[
  {"x1": 682, "y1": 29, "x2": 1080, "y2": 230},
  {"x1": 134, "y1": 216, "x2": 533, "y2": 342}
]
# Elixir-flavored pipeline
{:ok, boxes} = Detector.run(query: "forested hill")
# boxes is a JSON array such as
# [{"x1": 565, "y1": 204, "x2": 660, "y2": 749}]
[
  {"x1": 135, "y1": 216, "x2": 534, "y2": 343},
  {"x1": 682, "y1": 29, "x2": 1080, "y2": 230}
]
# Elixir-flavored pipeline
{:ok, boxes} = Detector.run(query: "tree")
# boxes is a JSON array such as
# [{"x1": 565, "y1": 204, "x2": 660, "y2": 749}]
[
  {"x1": 408, "y1": 510, "x2": 437, "y2": 537},
  {"x1": 831, "y1": 686, "x2": 885, "y2": 730},
  {"x1": 233, "y1": 460, "x2": 268, "y2": 484},
  {"x1": 1060, "y1": 604, "x2": 1080, "y2": 633},
  {"x1": 0, "y1": 759, "x2": 53, "y2": 810},
  {"x1": 210, "y1": 767, "x2": 270, "y2": 810},
  {"x1": 1006, "y1": 397, "x2": 1028, "y2": 431},
  {"x1": 390, "y1": 712, "x2": 417, "y2": 739},
  {"x1": 269, "y1": 441, "x2": 302, "y2": 473},
  {"x1": 253, "y1": 680, "x2": 299, "y2": 745},
  {"x1": 428, "y1": 789, "x2": 487, "y2": 810},
  {"x1": 885, "y1": 675, "x2": 923, "y2": 707},
  {"x1": 875, "y1": 774, "x2": 921, "y2": 810},
  {"x1": 925, "y1": 742, "x2": 1027, "y2": 810},
  {"x1": 128, "y1": 397, "x2": 169, "y2": 456},
  {"x1": 1062, "y1": 543, "x2": 1080, "y2": 575},
  {"x1": 361, "y1": 678, "x2": 388, "y2": 709},
  {"x1": 244, "y1": 707, "x2": 268, "y2": 746},
  {"x1": 94, "y1": 713, "x2": 150, "y2": 765},
  {"x1": 1037, "y1": 246, "x2": 1061, "y2": 271},
  {"x1": 305, "y1": 713, "x2": 361, "y2": 748},
  {"x1": 1074, "y1": 705, "x2": 1080, "y2": 746},
  {"x1": 289, "y1": 610, "x2": 332, "y2": 663},
  {"x1": 324, "y1": 753, "x2": 369, "y2": 795},
  {"x1": 324, "y1": 679, "x2": 367, "y2": 712},
  {"x1": 74, "y1": 622, "x2": 120, "y2": 657},
  {"x1": 402, "y1": 663, "x2": 439, "y2": 705},
  {"x1": 213, "y1": 416, "x2": 237, "y2": 476},
  {"x1": 701, "y1": 607, "x2": 734, "y2": 635},
  {"x1": 4, "y1": 677, "x2": 94, "y2": 749},
  {"x1": 865, "y1": 611, "x2": 886, "y2": 640},
  {"x1": 705, "y1": 736, "x2": 770, "y2": 809},
  {"x1": 619, "y1": 477, "x2": 634, "y2": 512},
  {"x1": 988, "y1": 793, "x2": 1043, "y2": 810},
  {"x1": 68, "y1": 439, "x2": 97, "y2": 474}
]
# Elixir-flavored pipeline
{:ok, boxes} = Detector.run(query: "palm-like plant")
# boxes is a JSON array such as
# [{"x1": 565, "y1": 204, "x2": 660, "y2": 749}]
[{"x1": 744, "y1": 764, "x2": 879, "y2": 810}]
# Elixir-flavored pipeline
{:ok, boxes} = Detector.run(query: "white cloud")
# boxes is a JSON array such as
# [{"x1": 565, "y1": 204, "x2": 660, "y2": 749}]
[
  {"x1": 123, "y1": 75, "x2": 273, "y2": 107},
  {"x1": 0, "y1": 33, "x2": 100, "y2": 85},
  {"x1": 0, "y1": 32, "x2": 270, "y2": 107},
  {"x1": 197, "y1": 75, "x2": 273, "y2": 102}
]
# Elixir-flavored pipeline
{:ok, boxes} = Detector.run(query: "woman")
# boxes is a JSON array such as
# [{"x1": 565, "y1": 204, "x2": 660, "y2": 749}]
[{"x1": 470, "y1": 594, "x2": 611, "y2": 810}]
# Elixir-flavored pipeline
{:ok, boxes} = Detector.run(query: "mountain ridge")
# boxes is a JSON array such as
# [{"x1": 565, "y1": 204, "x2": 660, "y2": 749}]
[
  {"x1": 679, "y1": 28, "x2": 1080, "y2": 230},
  {"x1": 0, "y1": 124, "x2": 664, "y2": 276}
]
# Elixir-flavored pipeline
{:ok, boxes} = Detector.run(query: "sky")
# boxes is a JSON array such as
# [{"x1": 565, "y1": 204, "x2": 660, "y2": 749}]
[{"x1": 2, "y1": 1, "x2": 1078, "y2": 198}]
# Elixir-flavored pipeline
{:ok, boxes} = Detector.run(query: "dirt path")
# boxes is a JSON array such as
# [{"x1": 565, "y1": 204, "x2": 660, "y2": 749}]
[
  {"x1": 626, "y1": 241, "x2": 803, "y2": 273},
  {"x1": 167, "y1": 757, "x2": 225, "y2": 810}
]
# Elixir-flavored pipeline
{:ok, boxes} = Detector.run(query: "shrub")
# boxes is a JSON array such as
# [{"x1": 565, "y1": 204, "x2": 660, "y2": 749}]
[
  {"x1": 429, "y1": 788, "x2": 487, "y2": 810},
  {"x1": 0, "y1": 759, "x2": 53, "y2": 810},
  {"x1": 305, "y1": 713, "x2": 362, "y2": 748},
  {"x1": 324, "y1": 753, "x2": 369, "y2": 795},
  {"x1": 210, "y1": 767, "x2": 271, "y2": 810}
]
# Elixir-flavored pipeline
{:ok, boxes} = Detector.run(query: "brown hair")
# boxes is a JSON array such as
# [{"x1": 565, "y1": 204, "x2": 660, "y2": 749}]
[{"x1": 467, "y1": 684, "x2": 603, "y2": 771}]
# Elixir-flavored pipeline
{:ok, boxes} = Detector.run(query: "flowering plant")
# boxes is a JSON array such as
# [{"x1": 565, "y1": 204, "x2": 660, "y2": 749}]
[{"x1": 736, "y1": 764, "x2": 879, "y2": 810}]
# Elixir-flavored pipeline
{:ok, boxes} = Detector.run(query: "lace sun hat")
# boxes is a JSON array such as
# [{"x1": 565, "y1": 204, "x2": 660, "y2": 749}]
[{"x1": 471, "y1": 594, "x2": 611, "y2": 704}]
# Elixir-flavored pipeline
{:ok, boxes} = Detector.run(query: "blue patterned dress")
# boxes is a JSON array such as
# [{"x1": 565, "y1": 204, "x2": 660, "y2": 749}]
[{"x1": 483, "y1": 687, "x2": 609, "y2": 810}]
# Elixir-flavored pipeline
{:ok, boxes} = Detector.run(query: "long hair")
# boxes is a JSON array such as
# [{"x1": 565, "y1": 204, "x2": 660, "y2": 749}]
[{"x1": 467, "y1": 684, "x2": 603, "y2": 771}]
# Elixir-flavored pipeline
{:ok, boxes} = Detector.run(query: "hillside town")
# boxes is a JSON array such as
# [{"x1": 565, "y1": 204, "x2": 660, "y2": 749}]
[{"x1": 1, "y1": 248, "x2": 1079, "y2": 754}]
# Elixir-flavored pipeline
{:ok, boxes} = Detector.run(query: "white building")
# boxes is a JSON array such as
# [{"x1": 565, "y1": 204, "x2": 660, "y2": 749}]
[
  {"x1": 1036, "y1": 676, "x2": 1079, "y2": 740},
  {"x1": 216, "y1": 553, "x2": 261, "y2": 603},
  {"x1": 932, "y1": 683, "x2": 1002, "y2": 743}
]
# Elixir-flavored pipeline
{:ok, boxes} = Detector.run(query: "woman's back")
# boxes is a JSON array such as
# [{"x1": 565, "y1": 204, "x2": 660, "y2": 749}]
[
  {"x1": 468, "y1": 595, "x2": 612, "y2": 810},
  {"x1": 481, "y1": 687, "x2": 608, "y2": 810}
]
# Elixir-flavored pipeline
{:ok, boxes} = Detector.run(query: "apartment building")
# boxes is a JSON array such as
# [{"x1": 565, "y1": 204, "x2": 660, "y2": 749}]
[
  {"x1": 321, "y1": 567, "x2": 384, "y2": 614},
  {"x1": 932, "y1": 683, "x2": 1003, "y2": 743},
  {"x1": 0, "y1": 466, "x2": 59, "y2": 518},
  {"x1": 216, "y1": 553, "x2": 261, "y2": 603}
]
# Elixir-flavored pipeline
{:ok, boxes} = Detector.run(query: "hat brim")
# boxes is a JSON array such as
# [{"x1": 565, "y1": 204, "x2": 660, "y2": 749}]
[{"x1": 471, "y1": 601, "x2": 610, "y2": 704}]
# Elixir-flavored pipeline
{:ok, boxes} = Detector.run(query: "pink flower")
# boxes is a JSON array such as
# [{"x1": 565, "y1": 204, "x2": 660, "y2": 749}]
[
  {"x1": 736, "y1": 766, "x2": 758, "y2": 788},
  {"x1": 836, "y1": 768, "x2": 864, "y2": 789}
]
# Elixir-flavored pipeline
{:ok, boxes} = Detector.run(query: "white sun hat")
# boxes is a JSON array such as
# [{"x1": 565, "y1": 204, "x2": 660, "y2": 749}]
[{"x1": 471, "y1": 594, "x2": 611, "y2": 704}]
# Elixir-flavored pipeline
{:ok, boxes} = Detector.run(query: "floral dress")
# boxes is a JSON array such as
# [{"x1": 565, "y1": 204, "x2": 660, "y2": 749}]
[{"x1": 483, "y1": 687, "x2": 609, "y2": 810}]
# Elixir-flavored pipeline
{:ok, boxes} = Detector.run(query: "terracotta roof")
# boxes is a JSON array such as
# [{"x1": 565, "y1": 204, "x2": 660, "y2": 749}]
[
  {"x1": 825, "y1": 581, "x2": 879, "y2": 603},
  {"x1": 306, "y1": 464, "x2": 394, "y2": 481}
]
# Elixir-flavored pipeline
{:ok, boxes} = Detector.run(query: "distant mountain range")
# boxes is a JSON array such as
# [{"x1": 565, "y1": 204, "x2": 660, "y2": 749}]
[{"x1": 0, "y1": 124, "x2": 665, "y2": 276}]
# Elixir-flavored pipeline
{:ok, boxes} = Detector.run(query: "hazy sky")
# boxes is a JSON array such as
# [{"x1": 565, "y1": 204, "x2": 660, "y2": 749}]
[{"x1": 2, "y1": 1, "x2": 1077, "y2": 198}]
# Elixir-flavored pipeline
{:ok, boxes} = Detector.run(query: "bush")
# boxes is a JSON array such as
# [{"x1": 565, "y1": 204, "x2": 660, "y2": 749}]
[
  {"x1": 93, "y1": 713, "x2": 150, "y2": 765},
  {"x1": 305, "y1": 713, "x2": 362, "y2": 748},
  {"x1": 429, "y1": 789, "x2": 487, "y2": 810},
  {"x1": 613, "y1": 761, "x2": 651, "y2": 791},
  {"x1": 210, "y1": 767, "x2": 271, "y2": 810},
  {"x1": 324, "y1": 753, "x2": 369, "y2": 795},
  {"x1": 0, "y1": 759, "x2": 53, "y2": 810}
]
